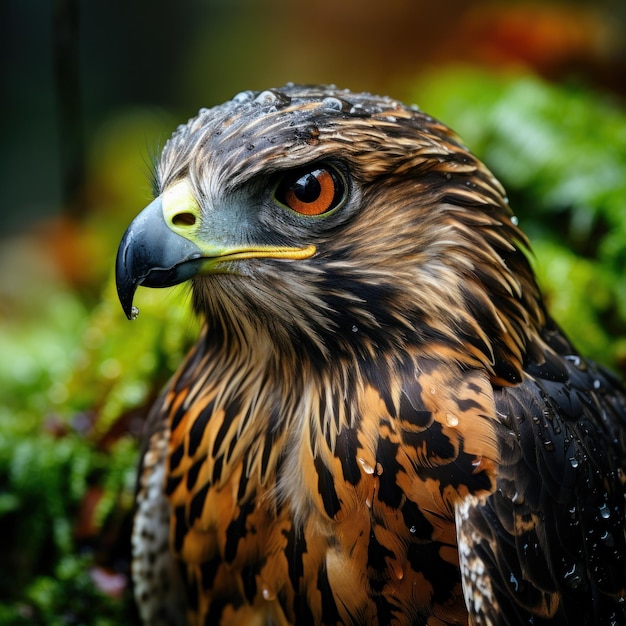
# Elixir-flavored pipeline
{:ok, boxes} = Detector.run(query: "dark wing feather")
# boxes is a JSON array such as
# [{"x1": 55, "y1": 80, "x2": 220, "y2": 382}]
[{"x1": 457, "y1": 329, "x2": 626, "y2": 625}]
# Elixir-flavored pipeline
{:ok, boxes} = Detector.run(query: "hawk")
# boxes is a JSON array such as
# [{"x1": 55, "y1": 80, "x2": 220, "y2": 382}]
[{"x1": 115, "y1": 85, "x2": 626, "y2": 625}]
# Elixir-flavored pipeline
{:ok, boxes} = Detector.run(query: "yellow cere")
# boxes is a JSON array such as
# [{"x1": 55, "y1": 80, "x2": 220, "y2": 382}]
[{"x1": 162, "y1": 180, "x2": 202, "y2": 236}]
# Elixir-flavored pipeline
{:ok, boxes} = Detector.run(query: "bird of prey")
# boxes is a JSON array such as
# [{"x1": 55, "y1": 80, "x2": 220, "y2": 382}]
[{"x1": 115, "y1": 85, "x2": 626, "y2": 626}]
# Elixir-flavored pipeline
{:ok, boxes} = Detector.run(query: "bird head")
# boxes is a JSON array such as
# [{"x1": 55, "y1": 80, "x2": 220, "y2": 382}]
[{"x1": 116, "y1": 85, "x2": 545, "y2": 384}]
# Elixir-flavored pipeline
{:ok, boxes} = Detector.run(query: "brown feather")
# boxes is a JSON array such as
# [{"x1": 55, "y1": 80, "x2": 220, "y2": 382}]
[{"x1": 126, "y1": 85, "x2": 626, "y2": 625}]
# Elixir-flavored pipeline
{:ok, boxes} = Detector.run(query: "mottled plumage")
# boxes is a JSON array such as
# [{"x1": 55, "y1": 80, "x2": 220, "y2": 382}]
[{"x1": 116, "y1": 85, "x2": 626, "y2": 625}]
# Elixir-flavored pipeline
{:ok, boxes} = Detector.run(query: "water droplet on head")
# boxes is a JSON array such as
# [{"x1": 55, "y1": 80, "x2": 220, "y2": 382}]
[
  {"x1": 409, "y1": 525, "x2": 417, "y2": 534},
  {"x1": 130, "y1": 306, "x2": 140, "y2": 320},
  {"x1": 255, "y1": 90, "x2": 280, "y2": 105},
  {"x1": 351, "y1": 325, "x2": 359, "y2": 333},
  {"x1": 511, "y1": 215, "x2": 518, "y2": 225},
  {"x1": 569, "y1": 457, "x2": 579, "y2": 469},
  {"x1": 232, "y1": 90, "x2": 255, "y2": 103},
  {"x1": 349, "y1": 103, "x2": 370, "y2": 117},
  {"x1": 321, "y1": 96, "x2": 345, "y2": 111}
]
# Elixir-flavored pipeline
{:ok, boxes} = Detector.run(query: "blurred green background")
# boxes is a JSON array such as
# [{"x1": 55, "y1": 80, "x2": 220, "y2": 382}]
[{"x1": 1, "y1": 0, "x2": 625, "y2": 623}]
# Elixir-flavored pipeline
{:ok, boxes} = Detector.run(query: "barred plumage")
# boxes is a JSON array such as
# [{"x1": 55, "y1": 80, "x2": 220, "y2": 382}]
[{"x1": 116, "y1": 85, "x2": 626, "y2": 625}]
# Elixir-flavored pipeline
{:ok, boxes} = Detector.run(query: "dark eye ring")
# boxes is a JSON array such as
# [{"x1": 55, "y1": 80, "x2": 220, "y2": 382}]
[{"x1": 275, "y1": 164, "x2": 346, "y2": 216}]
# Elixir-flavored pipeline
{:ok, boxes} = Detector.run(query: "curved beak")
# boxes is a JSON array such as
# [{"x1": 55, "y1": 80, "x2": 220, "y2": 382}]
[
  {"x1": 115, "y1": 181, "x2": 317, "y2": 320},
  {"x1": 115, "y1": 196, "x2": 205, "y2": 319}
]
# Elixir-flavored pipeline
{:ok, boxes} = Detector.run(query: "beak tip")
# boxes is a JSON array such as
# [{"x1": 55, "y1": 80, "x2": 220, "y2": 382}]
[
  {"x1": 115, "y1": 238, "x2": 139, "y2": 320},
  {"x1": 117, "y1": 282, "x2": 138, "y2": 320}
]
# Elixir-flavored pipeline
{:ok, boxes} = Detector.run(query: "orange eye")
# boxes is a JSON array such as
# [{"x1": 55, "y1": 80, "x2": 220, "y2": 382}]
[{"x1": 275, "y1": 165, "x2": 346, "y2": 216}]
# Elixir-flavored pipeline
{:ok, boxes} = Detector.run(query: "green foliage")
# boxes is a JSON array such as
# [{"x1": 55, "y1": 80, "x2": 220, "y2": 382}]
[
  {"x1": 0, "y1": 554, "x2": 134, "y2": 625},
  {"x1": 0, "y1": 277, "x2": 195, "y2": 622},
  {"x1": 0, "y1": 428, "x2": 136, "y2": 623},
  {"x1": 62, "y1": 279, "x2": 199, "y2": 435},
  {"x1": 413, "y1": 69, "x2": 626, "y2": 374}
]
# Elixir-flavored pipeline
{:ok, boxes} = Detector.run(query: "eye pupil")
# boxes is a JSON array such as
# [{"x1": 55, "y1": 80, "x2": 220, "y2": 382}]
[
  {"x1": 276, "y1": 165, "x2": 346, "y2": 216},
  {"x1": 293, "y1": 172, "x2": 322, "y2": 204}
]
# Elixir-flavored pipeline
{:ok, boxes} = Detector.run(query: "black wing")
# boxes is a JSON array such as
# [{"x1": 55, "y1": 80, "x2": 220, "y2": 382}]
[{"x1": 457, "y1": 329, "x2": 626, "y2": 624}]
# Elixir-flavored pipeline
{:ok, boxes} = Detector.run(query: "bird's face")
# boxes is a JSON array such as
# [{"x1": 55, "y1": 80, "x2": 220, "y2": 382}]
[{"x1": 116, "y1": 85, "x2": 544, "y2": 381}]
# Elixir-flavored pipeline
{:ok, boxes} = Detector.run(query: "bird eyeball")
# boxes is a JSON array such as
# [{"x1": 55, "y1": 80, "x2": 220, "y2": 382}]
[{"x1": 274, "y1": 164, "x2": 347, "y2": 216}]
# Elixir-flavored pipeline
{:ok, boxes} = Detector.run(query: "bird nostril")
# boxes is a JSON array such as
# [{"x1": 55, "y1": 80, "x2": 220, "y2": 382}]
[{"x1": 172, "y1": 212, "x2": 197, "y2": 227}]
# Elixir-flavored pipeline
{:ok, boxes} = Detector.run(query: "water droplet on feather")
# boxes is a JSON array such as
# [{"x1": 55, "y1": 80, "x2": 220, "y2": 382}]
[
  {"x1": 511, "y1": 491, "x2": 525, "y2": 505},
  {"x1": 446, "y1": 413, "x2": 459, "y2": 427},
  {"x1": 600, "y1": 503, "x2": 611, "y2": 519},
  {"x1": 261, "y1": 584, "x2": 275, "y2": 600},
  {"x1": 358, "y1": 458, "x2": 375, "y2": 474},
  {"x1": 565, "y1": 355, "x2": 581, "y2": 367},
  {"x1": 600, "y1": 530, "x2": 615, "y2": 547},
  {"x1": 563, "y1": 563, "x2": 584, "y2": 589}
]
